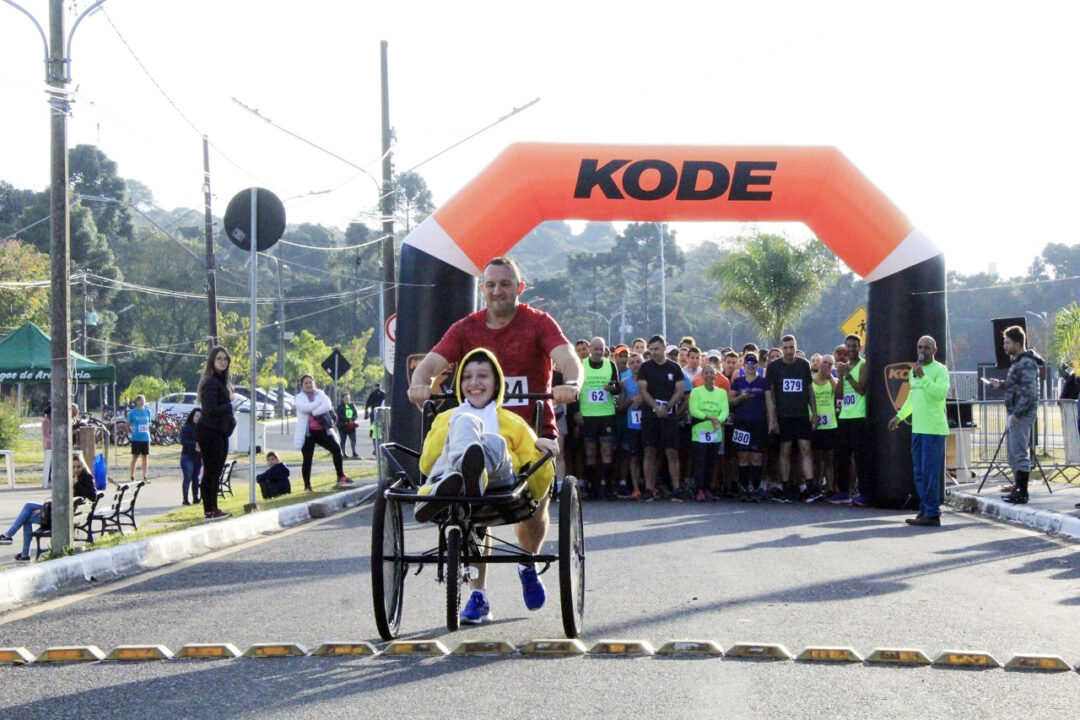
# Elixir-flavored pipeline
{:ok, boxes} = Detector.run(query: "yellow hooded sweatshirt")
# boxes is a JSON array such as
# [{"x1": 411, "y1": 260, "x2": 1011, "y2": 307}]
[{"x1": 419, "y1": 348, "x2": 554, "y2": 501}]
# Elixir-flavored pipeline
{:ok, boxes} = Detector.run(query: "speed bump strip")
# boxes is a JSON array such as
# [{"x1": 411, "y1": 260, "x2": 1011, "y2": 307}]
[
  {"x1": 0, "y1": 647, "x2": 35, "y2": 665},
  {"x1": 520, "y1": 639, "x2": 588, "y2": 655},
  {"x1": 175, "y1": 643, "x2": 242, "y2": 659},
  {"x1": 589, "y1": 640, "x2": 655, "y2": 656},
  {"x1": 864, "y1": 648, "x2": 932, "y2": 666},
  {"x1": 105, "y1": 645, "x2": 174, "y2": 661},
  {"x1": 243, "y1": 643, "x2": 309, "y2": 658},
  {"x1": 796, "y1": 647, "x2": 863, "y2": 663},
  {"x1": 1004, "y1": 654, "x2": 1072, "y2": 672},
  {"x1": 932, "y1": 650, "x2": 1000, "y2": 668},
  {"x1": 656, "y1": 640, "x2": 724, "y2": 656},
  {"x1": 35, "y1": 646, "x2": 106, "y2": 663},
  {"x1": 725, "y1": 642, "x2": 793, "y2": 660},
  {"x1": 383, "y1": 640, "x2": 449, "y2": 656},
  {"x1": 452, "y1": 640, "x2": 517, "y2": 655},
  {"x1": 313, "y1": 642, "x2": 378, "y2": 657}
]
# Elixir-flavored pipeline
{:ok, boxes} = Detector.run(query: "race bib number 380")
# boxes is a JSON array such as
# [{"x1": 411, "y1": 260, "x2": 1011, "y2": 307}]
[
  {"x1": 503, "y1": 376, "x2": 528, "y2": 407},
  {"x1": 732, "y1": 428, "x2": 751, "y2": 446},
  {"x1": 782, "y1": 378, "x2": 803, "y2": 393}
]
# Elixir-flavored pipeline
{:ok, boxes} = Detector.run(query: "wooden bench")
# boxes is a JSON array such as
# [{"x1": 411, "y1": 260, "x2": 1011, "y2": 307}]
[{"x1": 218, "y1": 460, "x2": 237, "y2": 499}]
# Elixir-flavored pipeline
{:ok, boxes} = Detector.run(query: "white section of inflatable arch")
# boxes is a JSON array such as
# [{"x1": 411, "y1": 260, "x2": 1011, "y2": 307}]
[
  {"x1": 403, "y1": 216, "x2": 480, "y2": 276},
  {"x1": 862, "y1": 228, "x2": 940, "y2": 282}
]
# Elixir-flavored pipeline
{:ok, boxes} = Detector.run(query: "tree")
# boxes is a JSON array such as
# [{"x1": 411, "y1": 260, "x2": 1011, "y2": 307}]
[
  {"x1": 1053, "y1": 302, "x2": 1080, "y2": 373},
  {"x1": 394, "y1": 172, "x2": 434, "y2": 233},
  {"x1": 0, "y1": 239, "x2": 50, "y2": 330},
  {"x1": 707, "y1": 232, "x2": 837, "y2": 347},
  {"x1": 68, "y1": 144, "x2": 134, "y2": 246}
]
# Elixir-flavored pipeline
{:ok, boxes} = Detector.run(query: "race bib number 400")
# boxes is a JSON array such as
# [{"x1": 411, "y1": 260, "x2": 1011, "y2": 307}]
[
  {"x1": 842, "y1": 392, "x2": 857, "y2": 407},
  {"x1": 732, "y1": 428, "x2": 751, "y2": 446},
  {"x1": 503, "y1": 376, "x2": 528, "y2": 407},
  {"x1": 782, "y1": 378, "x2": 803, "y2": 393}
]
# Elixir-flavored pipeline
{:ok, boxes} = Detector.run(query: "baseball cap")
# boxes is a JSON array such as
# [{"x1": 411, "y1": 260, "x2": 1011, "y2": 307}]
[
  {"x1": 744, "y1": 352, "x2": 759, "y2": 364},
  {"x1": 665, "y1": 344, "x2": 678, "y2": 355},
  {"x1": 706, "y1": 350, "x2": 722, "y2": 360},
  {"x1": 613, "y1": 344, "x2": 629, "y2": 355}
]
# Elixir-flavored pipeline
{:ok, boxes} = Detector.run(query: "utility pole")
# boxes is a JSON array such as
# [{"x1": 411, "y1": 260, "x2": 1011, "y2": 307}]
[
  {"x1": 203, "y1": 135, "x2": 219, "y2": 348},
  {"x1": 380, "y1": 40, "x2": 396, "y2": 397},
  {"x1": 48, "y1": 0, "x2": 74, "y2": 552},
  {"x1": 276, "y1": 245, "x2": 286, "y2": 420},
  {"x1": 81, "y1": 272, "x2": 88, "y2": 413}
]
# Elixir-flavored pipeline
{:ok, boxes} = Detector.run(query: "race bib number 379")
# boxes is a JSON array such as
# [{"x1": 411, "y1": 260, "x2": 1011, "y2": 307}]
[{"x1": 782, "y1": 378, "x2": 803, "y2": 393}]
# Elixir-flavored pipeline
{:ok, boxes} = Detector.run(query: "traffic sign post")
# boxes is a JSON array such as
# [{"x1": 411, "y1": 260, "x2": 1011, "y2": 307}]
[
  {"x1": 384, "y1": 313, "x2": 397, "y2": 374},
  {"x1": 840, "y1": 307, "x2": 868, "y2": 344}
]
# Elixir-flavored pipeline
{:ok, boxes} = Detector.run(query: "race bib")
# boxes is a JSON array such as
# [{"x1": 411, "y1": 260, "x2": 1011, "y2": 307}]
[
  {"x1": 628, "y1": 409, "x2": 642, "y2": 427},
  {"x1": 137, "y1": 423, "x2": 149, "y2": 435},
  {"x1": 782, "y1": 378, "x2": 803, "y2": 393},
  {"x1": 815, "y1": 414, "x2": 830, "y2": 428},
  {"x1": 842, "y1": 392, "x2": 857, "y2": 407},
  {"x1": 587, "y1": 389, "x2": 609, "y2": 404},
  {"x1": 697, "y1": 430, "x2": 719, "y2": 443},
  {"x1": 503, "y1": 376, "x2": 528, "y2": 407},
  {"x1": 732, "y1": 428, "x2": 751, "y2": 446}
]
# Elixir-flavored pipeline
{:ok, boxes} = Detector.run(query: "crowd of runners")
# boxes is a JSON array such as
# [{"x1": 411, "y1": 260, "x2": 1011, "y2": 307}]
[{"x1": 557, "y1": 331, "x2": 873, "y2": 505}]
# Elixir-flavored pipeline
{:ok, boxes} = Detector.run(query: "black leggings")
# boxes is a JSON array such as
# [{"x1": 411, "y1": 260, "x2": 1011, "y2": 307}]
[
  {"x1": 196, "y1": 425, "x2": 229, "y2": 514},
  {"x1": 338, "y1": 426, "x2": 358, "y2": 455},
  {"x1": 301, "y1": 430, "x2": 345, "y2": 488}
]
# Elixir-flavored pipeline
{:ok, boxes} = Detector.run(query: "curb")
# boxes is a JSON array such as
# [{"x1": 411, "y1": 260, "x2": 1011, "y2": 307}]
[
  {"x1": 0, "y1": 483, "x2": 375, "y2": 613},
  {"x1": 949, "y1": 490, "x2": 1080, "y2": 542}
]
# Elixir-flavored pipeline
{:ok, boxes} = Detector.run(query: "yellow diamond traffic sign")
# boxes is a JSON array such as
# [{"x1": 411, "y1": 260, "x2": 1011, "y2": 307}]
[{"x1": 840, "y1": 306, "x2": 867, "y2": 343}]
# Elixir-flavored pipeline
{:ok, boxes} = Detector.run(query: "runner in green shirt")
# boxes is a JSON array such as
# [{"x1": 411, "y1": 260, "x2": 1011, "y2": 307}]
[
  {"x1": 809, "y1": 354, "x2": 838, "y2": 502},
  {"x1": 689, "y1": 365, "x2": 729, "y2": 501}
]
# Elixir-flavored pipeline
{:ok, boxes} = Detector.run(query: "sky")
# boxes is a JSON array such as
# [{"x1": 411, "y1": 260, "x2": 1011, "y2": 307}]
[{"x1": 2, "y1": 0, "x2": 1077, "y2": 276}]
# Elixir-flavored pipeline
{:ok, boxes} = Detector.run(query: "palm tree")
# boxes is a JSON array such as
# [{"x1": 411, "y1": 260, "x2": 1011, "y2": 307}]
[
  {"x1": 706, "y1": 232, "x2": 837, "y2": 347},
  {"x1": 1053, "y1": 302, "x2": 1080, "y2": 372}
]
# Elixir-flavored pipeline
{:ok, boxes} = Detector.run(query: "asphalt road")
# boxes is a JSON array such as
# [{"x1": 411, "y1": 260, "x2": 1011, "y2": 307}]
[{"x1": 2, "y1": 497, "x2": 1079, "y2": 718}]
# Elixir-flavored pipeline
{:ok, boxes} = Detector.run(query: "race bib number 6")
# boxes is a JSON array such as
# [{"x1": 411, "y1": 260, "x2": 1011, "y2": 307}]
[
  {"x1": 782, "y1": 378, "x2": 803, "y2": 393},
  {"x1": 698, "y1": 430, "x2": 718, "y2": 443},
  {"x1": 732, "y1": 428, "x2": 751, "y2": 446}
]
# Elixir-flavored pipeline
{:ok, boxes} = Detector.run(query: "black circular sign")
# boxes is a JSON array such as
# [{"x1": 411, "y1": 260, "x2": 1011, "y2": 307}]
[{"x1": 223, "y1": 187, "x2": 286, "y2": 252}]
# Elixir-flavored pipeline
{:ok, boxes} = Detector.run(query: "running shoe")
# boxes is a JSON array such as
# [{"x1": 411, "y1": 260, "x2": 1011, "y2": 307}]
[
  {"x1": 851, "y1": 494, "x2": 869, "y2": 507},
  {"x1": 803, "y1": 489, "x2": 823, "y2": 503},
  {"x1": 204, "y1": 510, "x2": 231, "y2": 521},
  {"x1": 460, "y1": 443, "x2": 487, "y2": 496},
  {"x1": 14, "y1": 553, "x2": 30, "y2": 563},
  {"x1": 460, "y1": 590, "x2": 493, "y2": 624},
  {"x1": 0, "y1": 534, "x2": 12, "y2": 545},
  {"x1": 695, "y1": 489, "x2": 707, "y2": 502},
  {"x1": 518, "y1": 565, "x2": 546, "y2": 610},
  {"x1": 825, "y1": 492, "x2": 851, "y2": 505},
  {"x1": 413, "y1": 473, "x2": 464, "y2": 524},
  {"x1": 754, "y1": 488, "x2": 766, "y2": 503},
  {"x1": 337, "y1": 476, "x2": 356, "y2": 487},
  {"x1": 627, "y1": 489, "x2": 641, "y2": 501}
]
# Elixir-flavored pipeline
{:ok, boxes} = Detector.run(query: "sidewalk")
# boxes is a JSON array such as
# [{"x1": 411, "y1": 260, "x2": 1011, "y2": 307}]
[{"x1": 949, "y1": 475, "x2": 1080, "y2": 541}]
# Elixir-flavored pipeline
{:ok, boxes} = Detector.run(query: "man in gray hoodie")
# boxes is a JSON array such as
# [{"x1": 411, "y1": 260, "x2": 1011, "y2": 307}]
[{"x1": 988, "y1": 325, "x2": 1043, "y2": 504}]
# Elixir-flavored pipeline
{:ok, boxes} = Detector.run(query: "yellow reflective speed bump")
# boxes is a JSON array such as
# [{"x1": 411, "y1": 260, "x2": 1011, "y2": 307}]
[
  {"x1": 520, "y1": 639, "x2": 588, "y2": 656},
  {"x1": 243, "y1": 643, "x2": 309, "y2": 658},
  {"x1": 105, "y1": 645, "x2": 174, "y2": 661},
  {"x1": 588, "y1": 640, "x2": 654, "y2": 656},
  {"x1": 932, "y1": 650, "x2": 1000, "y2": 668},
  {"x1": 864, "y1": 648, "x2": 932, "y2": 666},
  {"x1": 383, "y1": 640, "x2": 450, "y2": 656},
  {"x1": 656, "y1": 640, "x2": 724, "y2": 657},
  {"x1": 452, "y1": 641, "x2": 517, "y2": 655},
  {"x1": 1004, "y1": 654, "x2": 1071, "y2": 672},
  {"x1": 313, "y1": 642, "x2": 378, "y2": 657},
  {"x1": 796, "y1": 647, "x2": 863, "y2": 663},
  {"x1": 0, "y1": 647, "x2": 35, "y2": 665},
  {"x1": 35, "y1": 646, "x2": 106, "y2": 663},
  {"x1": 725, "y1": 643, "x2": 793, "y2": 660},
  {"x1": 175, "y1": 643, "x2": 243, "y2": 660}
]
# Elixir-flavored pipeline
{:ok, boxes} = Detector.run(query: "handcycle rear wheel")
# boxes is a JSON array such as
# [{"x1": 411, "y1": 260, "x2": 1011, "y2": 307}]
[
  {"x1": 445, "y1": 526, "x2": 462, "y2": 632},
  {"x1": 558, "y1": 476, "x2": 585, "y2": 638},
  {"x1": 371, "y1": 479, "x2": 405, "y2": 641}
]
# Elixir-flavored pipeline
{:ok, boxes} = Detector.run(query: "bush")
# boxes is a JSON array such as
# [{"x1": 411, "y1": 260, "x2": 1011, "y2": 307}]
[
  {"x1": 120, "y1": 376, "x2": 184, "y2": 403},
  {"x1": 0, "y1": 402, "x2": 20, "y2": 448}
]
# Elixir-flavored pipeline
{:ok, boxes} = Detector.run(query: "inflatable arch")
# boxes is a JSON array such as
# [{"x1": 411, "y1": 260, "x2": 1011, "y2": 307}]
[{"x1": 393, "y1": 143, "x2": 945, "y2": 509}]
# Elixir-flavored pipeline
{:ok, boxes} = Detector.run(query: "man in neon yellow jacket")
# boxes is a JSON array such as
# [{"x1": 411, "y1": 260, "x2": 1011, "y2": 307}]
[{"x1": 888, "y1": 336, "x2": 949, "y2": 527}]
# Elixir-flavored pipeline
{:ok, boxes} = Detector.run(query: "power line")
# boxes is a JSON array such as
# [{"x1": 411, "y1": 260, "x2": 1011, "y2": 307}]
[{"x1": 912, "y1": 273, "x2": 1080, "y2": 295}]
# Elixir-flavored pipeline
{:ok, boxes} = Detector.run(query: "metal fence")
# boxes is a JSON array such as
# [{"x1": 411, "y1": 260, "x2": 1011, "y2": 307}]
[{"x1": 960, "y1": 399, "x2": 1080, "y2": 483}]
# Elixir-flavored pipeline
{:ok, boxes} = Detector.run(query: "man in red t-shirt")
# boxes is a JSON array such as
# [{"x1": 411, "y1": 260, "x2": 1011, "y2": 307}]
[{"x1": 407, "y1": 256, "x2": 582, "y2": 624}]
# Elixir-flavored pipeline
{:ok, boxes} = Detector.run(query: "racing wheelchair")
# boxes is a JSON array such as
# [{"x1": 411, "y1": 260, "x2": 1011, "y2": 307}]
[{"x1": 371, "y1": 393, "x2": 585, "y2": 640}]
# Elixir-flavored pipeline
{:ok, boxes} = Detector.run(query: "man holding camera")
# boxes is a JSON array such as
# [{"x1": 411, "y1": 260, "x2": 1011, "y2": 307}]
[
  {"x1": 987, "y1": 325, "x2": 1044, "y2": 504},
  {"x1": 577, "y1": 336, "x2": 623, "y2": 499}
]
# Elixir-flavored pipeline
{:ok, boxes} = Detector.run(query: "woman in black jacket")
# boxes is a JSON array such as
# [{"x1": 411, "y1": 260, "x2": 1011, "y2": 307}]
[{"x1": 196, "y1": 346, "x2": 235, "y2": 520}]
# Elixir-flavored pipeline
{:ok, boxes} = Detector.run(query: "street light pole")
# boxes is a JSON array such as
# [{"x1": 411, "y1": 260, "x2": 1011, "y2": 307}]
[
  {"x1": 655, "y1": 222, "x2": 667, "y2": 341},
  {"x1": 1026, "y1": 310, "x2": 1051, "y2": 451}
]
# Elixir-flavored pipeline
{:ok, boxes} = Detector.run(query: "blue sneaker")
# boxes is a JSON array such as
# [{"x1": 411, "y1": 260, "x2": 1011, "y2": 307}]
[
  {"x1": 460, "y1": 590, "x2": 492, "y2": 624},
  {"x1": 851, "y1": 493, "x2": 869, "y2": 507},
  {"x1": 518, "y1": 565, "x2": 546, "y2": 611},
  {"x1": 826, "y1": 492, "x2": 851, "y2": 505}
]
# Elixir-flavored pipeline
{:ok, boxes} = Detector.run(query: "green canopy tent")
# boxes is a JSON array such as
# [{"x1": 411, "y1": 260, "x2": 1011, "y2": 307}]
[{"x1": 0, "y1": 322, "x2": 115, "y2": 384}]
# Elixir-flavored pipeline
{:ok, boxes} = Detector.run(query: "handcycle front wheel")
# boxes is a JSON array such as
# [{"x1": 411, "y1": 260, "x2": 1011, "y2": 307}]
[
  {"x1": 371, "y1": 479, "x2": 405, "y2": 641},
  {"x1": 558, "y1": 475, "x2": 585, "y2": 638},
  {"x1": 445, "y1": 526, "x2": 462, "y2": 632}
]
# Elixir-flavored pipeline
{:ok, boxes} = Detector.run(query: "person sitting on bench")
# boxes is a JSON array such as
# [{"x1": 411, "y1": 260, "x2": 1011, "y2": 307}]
[
  {"x1": 414, "y1": 347, "x2": 556, "y2": 524},
  {"x1": 0, "y1": 452, "x2": 97, "y2": 563}
]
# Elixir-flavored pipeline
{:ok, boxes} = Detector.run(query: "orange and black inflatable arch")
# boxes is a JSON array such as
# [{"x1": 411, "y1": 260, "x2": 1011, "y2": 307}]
[{"x1": 393, "y1": 143, "x2": 946, "y2": 508}]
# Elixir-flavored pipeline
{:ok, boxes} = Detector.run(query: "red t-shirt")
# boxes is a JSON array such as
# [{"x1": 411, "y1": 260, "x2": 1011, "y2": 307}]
[{"x1": 431, "y1": 304, "x2": 570, "y2": 437}]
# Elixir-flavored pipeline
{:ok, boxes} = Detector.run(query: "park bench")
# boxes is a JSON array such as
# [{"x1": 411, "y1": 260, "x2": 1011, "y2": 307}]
[
  {"x1": 32, "y1": 495, "x2": 93, "y2": 559},
  {"x1": 91, "y1": 483, "x2": 129, "y2": 537},
  {"x1": 0, "y1": 449, "x2": 13, "y2": 489},
  {"x1": 218, "y1": 460, "x2": 236, "y2": 500},
  {"x1": 115, "y1": 480, "x2": 146, "y2": 533}
]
